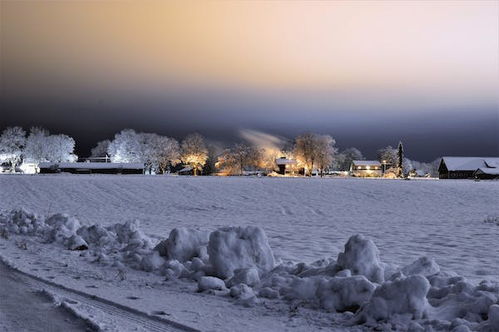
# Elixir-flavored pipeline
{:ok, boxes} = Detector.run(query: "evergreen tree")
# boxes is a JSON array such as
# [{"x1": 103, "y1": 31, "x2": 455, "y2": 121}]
[{"x1": 397, "y1": 141, "x2": 404, "y2": 177}]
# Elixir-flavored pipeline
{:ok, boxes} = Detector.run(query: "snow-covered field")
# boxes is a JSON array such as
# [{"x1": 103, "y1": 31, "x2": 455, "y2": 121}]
[{"x1": 1, "y1": 175, "x2": 498, "y2": 331}]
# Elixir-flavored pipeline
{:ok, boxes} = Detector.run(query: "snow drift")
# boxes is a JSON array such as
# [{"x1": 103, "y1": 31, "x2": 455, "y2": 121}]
[{"x1": 1, "y1": 208, "x2": 499, "y2": 331}]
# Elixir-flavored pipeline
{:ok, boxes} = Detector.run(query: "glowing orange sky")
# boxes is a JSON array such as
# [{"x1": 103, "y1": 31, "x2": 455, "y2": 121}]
[{"x1": 2, "y1": 0, "x2": 497, "y2": 104}]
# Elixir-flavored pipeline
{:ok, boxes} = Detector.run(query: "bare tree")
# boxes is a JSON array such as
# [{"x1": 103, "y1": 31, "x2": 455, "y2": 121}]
[
  {"x1": 90, "y1": 140, "x2": 111, "y2": 160},
  {"x1": 0, "y1": 126, "x2": 26, "y2": 172},
  {"x1": 181, "y1": 133, "x2": 208, "y2": 176},
  {"x1": 315, "y1": 135, "x2": 337, "y2": 177},
  {"x1": 151, "y1": 135, "x2": 180, "y2": 174},
  {"x1": 216, "y1": 143, "x2": 261, "y2": 175},
  {"x1": 294, "y1": 133, "x2": 336, "y2": 176},
  {"x1": 294, "y1": 133, "x2": 317, "y2": 176},
  {"x1": 216, "y1": 148, "x2": 239, "y2": 175}
]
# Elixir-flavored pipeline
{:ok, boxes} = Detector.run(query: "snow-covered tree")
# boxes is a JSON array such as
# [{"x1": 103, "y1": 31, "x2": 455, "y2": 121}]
[
  {"x1": 334, "y1": 147, "x2": 364, "y2": 171},
  {"x1": 377, "y1": 146, "x2": 397, "y2": 167},
  {"x1": 405, "y1": 158, "x2": 438, "y2": 177},
  {"x1": 141, "y1": 134, "x2": 180, "y2": 174},
  {"x1": 203, "y1": 143, "x2": 222, "y2": 175},
  {"x1": 181, "y1": 133, "x2": 208, "y2": 176},
  {"x1": 107, "y1": 130, "x2": 181, "y2": 173},
  {"x1": 90, "y1": 140, "x2": 111, "y2": 159},
  {"x1": 44, "y1": 134, "x2": 77, "y2": 162},
  {"x1": 216, "y1": 143, "x2": 261, "y2": 175},
  {"x1": 294, "y1": 133, "x2": 336, "y2": 176},
  {"x1": 315, "y1": 135, "x2": 337, "y2": 177},
  {"x1": 24, "y1": 127, "x2": 50, "y2": 164},
  {"x1": 23, "y1": 127, "x2": 77, "y2": 164},
  {"x1": 0, "y1": 126, "x2": 27, "y2": 171},
  {"x1": 107, "y1": 129, "x2": 142, "y2": 163},
  {"x1": 216, "y1": 148, "x2": 238, "y2": 175},
  {"x1": 294, "y1": 133, "x2": 317, "y2": 176}
]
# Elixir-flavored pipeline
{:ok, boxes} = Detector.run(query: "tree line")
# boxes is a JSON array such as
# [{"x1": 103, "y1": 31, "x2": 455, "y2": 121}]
[{"x1": 0, "y1": 126, "x2": 438, "y2": 176}]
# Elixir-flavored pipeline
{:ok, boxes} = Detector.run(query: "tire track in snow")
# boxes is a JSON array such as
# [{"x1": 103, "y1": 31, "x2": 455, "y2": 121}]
[{"x1": 0, "y1": 257, "x2": 199, "y2": 332}]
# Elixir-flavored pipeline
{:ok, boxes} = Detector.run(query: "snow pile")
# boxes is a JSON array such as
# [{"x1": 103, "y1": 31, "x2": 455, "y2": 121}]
[
  {"x1": 355, "y1": 275, "x2": 430, "y2": 323},
  {"x1": 318, "y1": 276, "x2": 376, "y2": 312},
  {"x1": 198, "y1": 276, "x2": 227, "y2": 292},
  {"x1": 336, "y1": 234, "x2": 384, "y2": 283},
  {"x1": 426, "y1": 275, "x2": 499, "y2": 327},
  {"x1": 0, "y1": 209, "x2": 87, "y2": 250},
  {"x1": 1, "y1": 209, "x2": 46, "y2": 236},
  {"x1": 0, "y1": 209, "x2": 153, "y2": 266},
  {"x1": 401, "y1": 256, "x2": 440, "y2": 277},
  {"x1": 226, "y1": 268, "x2": 260, "y2": 288},
  {"x1": 2, "y1": 208, "x2": 499, "y2": 330},
  {"x1": 155, "y1": 228, "x2": 209, "y2": 262},
  {"x1": 44, "y1": 214, "x2": 87, "y2": 250},
  {"x1": 208, "y1": 226, "x2": 275, "y2": 279}
]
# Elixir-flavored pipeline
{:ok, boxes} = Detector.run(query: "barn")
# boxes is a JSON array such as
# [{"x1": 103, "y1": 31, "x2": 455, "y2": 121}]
[
  {"x1": 38, "y1": 162, "x2": 144, "y2": 174},
  {"x1": 438, "y1": 157, "x2": 499, "y2": 179}
]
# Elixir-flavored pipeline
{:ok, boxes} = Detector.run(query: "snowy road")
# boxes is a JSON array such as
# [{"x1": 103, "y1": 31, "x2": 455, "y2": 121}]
[
  {"x1": 0, "y1": 259, "x2": 198, "y2": 332},
  {"x1": 0, "y1": 260, "x2": 91, "y2": 331}
]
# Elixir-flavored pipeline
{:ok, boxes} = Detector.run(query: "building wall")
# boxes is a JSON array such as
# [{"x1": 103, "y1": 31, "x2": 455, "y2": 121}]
[
  {"x1": 39, "y1": 167, "x2": 144, "y2": 174},
  {"x1": 351, "y1": 169, "x2": 382, "y2": 177},
  {"x1": 439, "y1": 171, "x2": 475, "y2": 179}
]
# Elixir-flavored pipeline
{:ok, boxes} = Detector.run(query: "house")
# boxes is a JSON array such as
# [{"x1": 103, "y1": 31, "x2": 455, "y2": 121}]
[
  {"x1": 438, "y1": 157, "x2": 499, "y2": 179},
  {"x1": 473, "y1": 159, "x2": 499, "y2": 179},
  {"x1": 275, "y1": 157, "x2": 304, "y2": 175},
  {"x1": 474, "y1": 167, "x2": 499, "y2": 180},
  {"x1": 350, "y1": 160, "x2": 382, "y2": 177},
  {"x1": 38, "y1": 162, "x2": 144, "y2": 174}
]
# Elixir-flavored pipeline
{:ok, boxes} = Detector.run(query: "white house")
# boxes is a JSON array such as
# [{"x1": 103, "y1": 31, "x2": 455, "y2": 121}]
[{"x1": 350, "y1": 160, "x2": 382, "y2": 177}]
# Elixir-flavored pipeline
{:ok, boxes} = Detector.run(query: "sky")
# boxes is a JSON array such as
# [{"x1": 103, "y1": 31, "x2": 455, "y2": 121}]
[{"x1": 1, "y1": 0, "x2": 498, "y2": 161}]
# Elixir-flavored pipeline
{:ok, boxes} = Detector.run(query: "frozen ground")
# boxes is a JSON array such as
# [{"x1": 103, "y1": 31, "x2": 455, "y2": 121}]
[
  {"x1": 1, "y1": 175, "x2": 498, "y2": 281},
  {"x1": 0, "y1": 175, "x2": 498, "y2": 331}
]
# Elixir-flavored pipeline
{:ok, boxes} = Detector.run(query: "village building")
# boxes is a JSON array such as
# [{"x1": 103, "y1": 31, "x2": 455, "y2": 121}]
[
  {"x1": 177, "y1": 166, "x2": 194, "y2": 175},
  {"x1": 275, "y1": 157, "x2": 303, "y2": 176},
  {"x1": 39, "y1": 162, "x2": 144, "y2": 174},
  {"x1": 438, "y1": 157, "x2": 499, "y2": 179},
  {"x1": 350, "y1": 160, "x2": 382, "y2": 177}
]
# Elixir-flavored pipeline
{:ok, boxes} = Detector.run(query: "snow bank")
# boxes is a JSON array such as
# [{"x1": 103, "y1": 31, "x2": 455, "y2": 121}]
[
  {"x1": 208, "y1": 226, "x2": 275, "y2": 279},
  {"x1": 317, "y1": 276, "x2": 375, "y2": 312},
  {"x1": 336, "y1": 234, "x2": 384, "y2": 283},
  {"x1": 2, "y1": 208, "x2": 499, "y2": 331},
  {"x1": 356, "y1": 275, "x2": 430, "y2": 323},
  {"x1": 155, "y1": 228, "x2": 209, "y2": 262}
]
